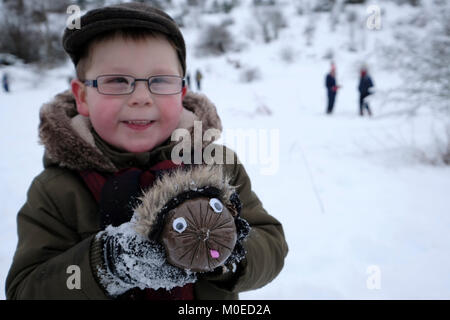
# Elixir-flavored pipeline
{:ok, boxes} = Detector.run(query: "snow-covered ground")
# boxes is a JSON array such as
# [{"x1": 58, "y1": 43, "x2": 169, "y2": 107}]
[{"x1": 1, "y1": 1, "x2": 449, "y2": 299}]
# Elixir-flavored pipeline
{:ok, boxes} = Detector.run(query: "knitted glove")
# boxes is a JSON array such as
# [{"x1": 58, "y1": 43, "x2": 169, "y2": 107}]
[{"x1": 96, "y1": 221, "x2": 197, "y2": 297}]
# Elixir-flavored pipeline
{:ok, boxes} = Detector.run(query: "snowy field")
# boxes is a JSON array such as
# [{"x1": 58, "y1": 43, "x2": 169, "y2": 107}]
[{"x1": 1, "y1": 1, "x2": 449, "y2": 299}]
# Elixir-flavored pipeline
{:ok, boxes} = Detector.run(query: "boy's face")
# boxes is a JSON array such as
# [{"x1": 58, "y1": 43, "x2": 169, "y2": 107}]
[{"x1": 72, "y1": 36, "x2": 186, "y2": 153}]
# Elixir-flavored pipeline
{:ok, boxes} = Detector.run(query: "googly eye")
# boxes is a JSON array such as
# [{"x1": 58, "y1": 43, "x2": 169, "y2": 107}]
[
  {"x1": 209, "y1": 198, "x2": 223, "y2": 213},
  {"x1": 172, "y1": 217, "x2": 187, "y2": 233}
]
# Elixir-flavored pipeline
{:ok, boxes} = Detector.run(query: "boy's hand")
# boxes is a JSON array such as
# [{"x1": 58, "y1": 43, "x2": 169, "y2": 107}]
[{"x1": 97, "y1": 222, "x2": 197, "y2": 297}]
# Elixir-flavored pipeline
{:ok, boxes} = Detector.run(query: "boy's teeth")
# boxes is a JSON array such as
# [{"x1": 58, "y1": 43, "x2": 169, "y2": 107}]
[{"x1": 126, "y1": 120, "x2": 152, "y2": 125}]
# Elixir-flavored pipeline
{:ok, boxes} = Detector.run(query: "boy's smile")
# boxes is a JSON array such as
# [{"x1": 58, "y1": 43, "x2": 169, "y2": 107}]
[
  {"x1": 72, "y1": 35, "x2": 186, "y2": 153},
  {"x1": 122, "y1": 120, "x2": 155, "y2": 131}
]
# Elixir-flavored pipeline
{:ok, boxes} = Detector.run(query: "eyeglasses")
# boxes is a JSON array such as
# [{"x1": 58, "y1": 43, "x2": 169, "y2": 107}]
[{"x1": 83, "y1": 75, "x2": 185, "y2": 95}]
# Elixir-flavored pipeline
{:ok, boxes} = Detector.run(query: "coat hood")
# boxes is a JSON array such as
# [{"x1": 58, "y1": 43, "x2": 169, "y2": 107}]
[{"x1": 38, "y1": 90, "x2": 223, "y2": 172}]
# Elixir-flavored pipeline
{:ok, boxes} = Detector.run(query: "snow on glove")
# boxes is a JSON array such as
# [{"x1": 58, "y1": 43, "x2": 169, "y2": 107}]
[{"x1": 96, "y1": 221, "x2": 197, "y2": 297}]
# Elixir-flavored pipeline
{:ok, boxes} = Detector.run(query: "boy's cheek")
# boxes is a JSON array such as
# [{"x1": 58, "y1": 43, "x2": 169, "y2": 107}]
[
  {"x1": 160, "y1": 97, "x2": 184, "y2": 120},
  {"x1": 88, "y1": 96, "x2": 123, "y2": 117},
  {"x1": 170, "y1": 103, "x2": 184, "y2": 125}
]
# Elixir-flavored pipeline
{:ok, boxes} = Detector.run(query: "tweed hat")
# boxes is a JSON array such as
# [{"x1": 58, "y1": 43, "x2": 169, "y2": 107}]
[{"x1": 62, "y1": 2, "x2": 186, "y2": 75}]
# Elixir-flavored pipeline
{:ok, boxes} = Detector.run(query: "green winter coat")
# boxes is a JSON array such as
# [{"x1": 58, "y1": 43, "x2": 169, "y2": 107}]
[{"x1": 5, "y1": 90, "x2": 288, "y2": 300}]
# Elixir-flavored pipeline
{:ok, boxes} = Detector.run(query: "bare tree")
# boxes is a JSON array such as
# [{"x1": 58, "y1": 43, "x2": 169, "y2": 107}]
[
  {"x1": 380, "y1": 1, "x2": 450, "y2": 164},
  {"x1": 0, "y1": 0, "x2": 67, "y2": 65},
  {"x1": 381, "y1": 1, "x2": 450, "y2": 116},
  {"x1": 254, "y1": 6, "x2": 287, "y2": 43},
  {"x1": 303, "y1": 3, "x2": 316, "y2": 46},
  {"x1": 346, "y1": 9, "x2": 358, "y2": 51},
  {"x1": 195, "y1": 21, "x2": 236, "y2": 56},
  {"x1": 329, "y1": 0, "x2": 344, "y2": 32}
]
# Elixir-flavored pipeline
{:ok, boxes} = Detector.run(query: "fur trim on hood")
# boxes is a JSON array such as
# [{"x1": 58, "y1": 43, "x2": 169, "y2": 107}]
[{"x1": 38, "y1": 90, "x2": 223, "y2": 172}]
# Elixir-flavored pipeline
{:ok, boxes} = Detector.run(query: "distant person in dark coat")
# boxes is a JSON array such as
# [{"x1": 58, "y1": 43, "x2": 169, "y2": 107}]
[
  {"x1": 325, "y1": 64, "x2": 340, "y2": 114},
  {"x1": 358, "y1": 67, "x2": 374, "y2": 116},
  {"x1": 186, "y1": 71, "x2": 191, "y2": 89},
  {"x1": 2, "y1": 73, "x2": 10, "y2": 93},
  {"x1": 195, "y1": 69, "x2": 203, "y2": 91}
]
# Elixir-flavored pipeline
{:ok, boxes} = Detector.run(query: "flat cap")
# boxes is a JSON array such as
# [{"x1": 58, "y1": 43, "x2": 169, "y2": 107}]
[{"x1": 62, "y1": 2, "x2": 186, "y2": 75}]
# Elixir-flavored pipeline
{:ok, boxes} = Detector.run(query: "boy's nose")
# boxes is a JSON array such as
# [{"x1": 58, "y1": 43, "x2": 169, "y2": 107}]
[{"x1": 129, "y1": 80, "x2": 153, "y2": 107}]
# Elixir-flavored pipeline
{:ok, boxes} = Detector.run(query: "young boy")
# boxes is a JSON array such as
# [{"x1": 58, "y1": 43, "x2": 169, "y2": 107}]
[{"x1": 6, "y1": 2, "x2": 288, "y2": 300}]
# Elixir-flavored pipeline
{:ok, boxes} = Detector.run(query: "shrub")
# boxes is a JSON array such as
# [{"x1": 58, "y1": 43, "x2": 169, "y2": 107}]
[
  {"x1": 280, "y1": 46, "x2": 296, "y2": 64},
  {"x1": 196, "y1": 22, "x2": 235, "y2": 56},
  {"x1": 0, "y1": 0, "x2": 68, "y2": 65},
  {"x1": 240, "y1": 67, "x2": 261, "y2": 83},
  {"x1": 254, "y1": 7, "x2": 287, "y2": 43}
]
